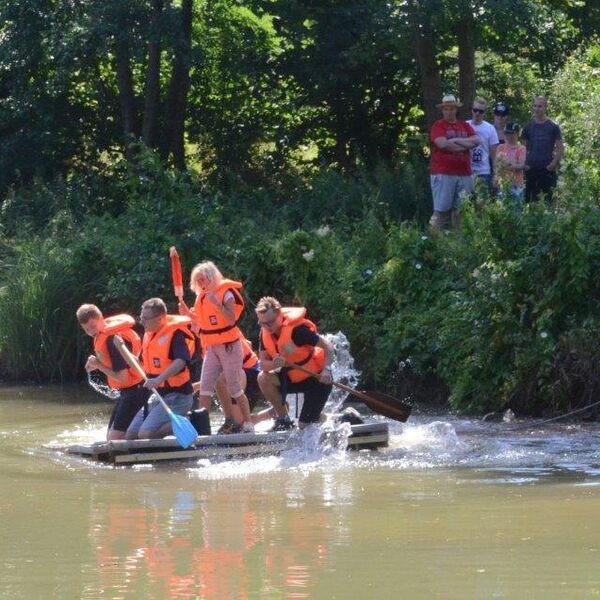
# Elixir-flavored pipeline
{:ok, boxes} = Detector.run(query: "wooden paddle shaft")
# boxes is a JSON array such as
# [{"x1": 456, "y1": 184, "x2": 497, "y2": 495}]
[
  {"x1": 288, "y1": 362, "x2": 377, "y2": 404},
  {"x1": 113, "y1": 336, "x2": 172, "y2": 415}
]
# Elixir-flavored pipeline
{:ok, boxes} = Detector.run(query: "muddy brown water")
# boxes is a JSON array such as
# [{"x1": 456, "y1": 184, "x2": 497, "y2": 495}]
[{"x1": 1, "y1": 385, "x2": 600, "y2": 599}]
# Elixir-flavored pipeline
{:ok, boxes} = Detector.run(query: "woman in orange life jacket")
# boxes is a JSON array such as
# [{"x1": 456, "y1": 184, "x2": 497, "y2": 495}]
[
  {"x1": 126, "y1": 297, "x2": 196, "y2": 440},
  {"x1": 178, "y1": 261, "x2": 254, "y2": 433},
  {"x1": 255, "y1": 296, "x2": 334, "y2": 431},
  {"x1": 193, "y1": 336, "x2": 274, "y2": 433},
  {"x1": 76, "y1": 303, "x2": 150, "y2": 441}
]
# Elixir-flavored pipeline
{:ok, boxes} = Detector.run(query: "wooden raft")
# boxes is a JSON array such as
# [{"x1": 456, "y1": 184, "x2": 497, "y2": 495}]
[{"x1": 59, "y1": 422, "x2": 389, "y2": 465}]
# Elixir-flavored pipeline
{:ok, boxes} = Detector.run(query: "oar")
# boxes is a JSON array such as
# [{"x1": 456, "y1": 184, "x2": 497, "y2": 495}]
[
  {"x1": 113, "y1": 336, "x2": 198, "y2": 448},
  {"x1": 287, "y1": 362, "x2": 412, "y2": 422},
  {"x1": 169, "y1": 246, "x2": 184, "y2": 301}
]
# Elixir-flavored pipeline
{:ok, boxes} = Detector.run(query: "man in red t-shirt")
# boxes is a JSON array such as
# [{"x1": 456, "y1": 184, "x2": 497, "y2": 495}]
[{"x1": 429, "y1": 95, "x2": 480, "y2": 230}]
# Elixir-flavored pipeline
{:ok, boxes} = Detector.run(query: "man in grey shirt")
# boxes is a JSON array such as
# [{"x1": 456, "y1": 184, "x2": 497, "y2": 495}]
[{"x1": 522, "y1": 96, "x2": 564, "y2": 203}]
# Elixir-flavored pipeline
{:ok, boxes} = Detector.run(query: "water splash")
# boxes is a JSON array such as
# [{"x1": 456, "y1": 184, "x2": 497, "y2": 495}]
[
  {"x1": 87, "y1": 372, "x2": 120, "y2": 400},
  {"x1": 186, "y1": 422, "x2": 354, "y2": 480},
  {"x1": 323, "y1": 331, "x2": 360, "y2": 413}
]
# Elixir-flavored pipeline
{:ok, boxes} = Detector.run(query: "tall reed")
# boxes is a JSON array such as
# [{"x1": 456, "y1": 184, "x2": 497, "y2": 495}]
[{"x1": 0, "y1": 240, "x2": 88, "y2": 382}]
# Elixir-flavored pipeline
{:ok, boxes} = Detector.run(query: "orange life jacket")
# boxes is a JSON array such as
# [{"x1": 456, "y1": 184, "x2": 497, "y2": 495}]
[
  {"x1": 194, "y1": 279, "x2": 244, "y2": 345},
  {"x1": 93, "y1": 314, "x2": 143, "y2": 389},
  {"x1": 260, "y1": 307, "x2": 325, "y2": 383},
  {"x1": 142, "y1": 315, "x2": 195, "y2": 389},
  {"x1": 241, "y1": 336, "x2": 259, "y2": 369}
]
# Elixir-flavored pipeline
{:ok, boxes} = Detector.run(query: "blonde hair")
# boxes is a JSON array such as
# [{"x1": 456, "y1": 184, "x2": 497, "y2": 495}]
[
  {"x1": 190, "y1": 261, "x2": 223, "y2": 294},
  {"x1": 255, "y1": 296, "x2": 282, "y2": 315},
  {"x1": 473, "y1": 97, "x2": 487, "y2": 108},
  {"x1": 76, "y1": 303, "x2": 102, "y2": 324}
]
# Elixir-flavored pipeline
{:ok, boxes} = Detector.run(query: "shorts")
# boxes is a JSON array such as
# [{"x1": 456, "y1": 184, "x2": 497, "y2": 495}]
[
  {"x1": 108, "y1": 385, "x2": 150, "y2": 433},
  {"x1": 430, "y1": 174, "x2": 474, "y2": 212},
  {"x1": 199, "y1": 340, "x2": 244, "y2": 398},
  {"x1": 126, "y1": 392, "x2": 193, "y2": 437},
  {"x1": 278, "y1": 371, "x2": 332, "y2": 424}
]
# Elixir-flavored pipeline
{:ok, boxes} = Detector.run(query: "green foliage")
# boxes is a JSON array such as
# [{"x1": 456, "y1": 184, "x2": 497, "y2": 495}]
[
  {"x1": 550, "y1": 41, "x2": 600, "y2": 195},
  {"x1": 0, "y1": 235, "x2": 92, "y2": 381}
]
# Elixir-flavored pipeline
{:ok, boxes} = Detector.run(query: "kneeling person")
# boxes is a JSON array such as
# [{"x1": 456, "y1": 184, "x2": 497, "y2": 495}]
[
  {"x1": 255, "y1": 297, "x2": 334, "y2": 430},
  {"x1": 127, "y1": 298, "x2": 195, "y2": 440},
  {"x1": 76, "y1": 304, "x2": 150, "y2": 441}
]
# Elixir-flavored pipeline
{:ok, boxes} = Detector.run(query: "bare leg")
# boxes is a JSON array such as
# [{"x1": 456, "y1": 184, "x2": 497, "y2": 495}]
[
  {"x1": 451, "y1": 209, "x2": 461, "y2": 230},
  {"x1": 429, "y1": 210, "x2": 449, "y2": 231},
  {"x1": 107, "y1": 429, "x2": 126, "y2": 441},
  {"x1": 257, "y1": 371, "x2": 288, "y2": 418},
  {"x1": 215, "y1": 374, "x2": 236, "y2": 420},
  {"x1": 233, "y1": 392, "x2": 252, "y2": 423},
  {"x1": 198, "y1": 394, "x2": 212, "y2": 411}
]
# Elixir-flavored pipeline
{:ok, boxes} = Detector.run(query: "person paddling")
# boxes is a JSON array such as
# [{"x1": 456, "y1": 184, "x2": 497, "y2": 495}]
[
  {"x1": 255, "y1": 296, "x2": 334, "y2": 431},
  {"x1": 179, "y1": 261, "x2": 255, "y2": 433},
  {"x1": 76, "y1": 304, "x2": 150, "y2": 441},
  {"x1": 125, "y1": 298, "x2": 196, "y2": 440}
]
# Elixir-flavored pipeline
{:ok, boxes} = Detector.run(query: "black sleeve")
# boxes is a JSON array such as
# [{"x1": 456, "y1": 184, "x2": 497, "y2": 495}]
[
  {"x1": 169, "y1": 330, "x2": 192, "y2": 363},
  {"x1": 291, "y1": 324, "x2": 320, "y2": 347},
  {"x1": 106, "y1": 335, "x2": 129, "y2": 372}
]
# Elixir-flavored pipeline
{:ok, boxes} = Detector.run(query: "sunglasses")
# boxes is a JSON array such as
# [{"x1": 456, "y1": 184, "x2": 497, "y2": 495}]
[
  {"x1": 472, "y1": 108, "x2": 485, "y2": 114},
  {"x1": 139, "y1": 312, "x2": 161, "y2": 323},
  {"x1": 258, "y1": 316, "x2": 279, "y2": 328}
]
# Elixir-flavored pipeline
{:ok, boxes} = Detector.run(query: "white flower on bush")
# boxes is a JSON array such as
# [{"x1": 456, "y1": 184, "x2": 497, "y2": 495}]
[
  {"x1": 302, "y1": 249, "x2": 315, "y2": 262},
  {"x1": 415, "y1": 262, "x2": 422, "y2": 270},
  {"x1": 540, "y1": 331, "x2": 549, "y2": 339},
  {"x1": 364, "y1": 269, "x2": 373, "y2": 276},
  {"x1": 574, "y1": 166, "x2": 585, "y2": 176},
  {"x1": 421, "y1": 235, "x2": 428, "y2": 241},
  {"x1": 315, "y1": 225, "x2": 331, "y2": 237}
]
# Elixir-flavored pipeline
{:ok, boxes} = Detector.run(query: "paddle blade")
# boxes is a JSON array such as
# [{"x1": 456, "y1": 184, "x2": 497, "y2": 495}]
[
  {"x1": 169, "y1": 246, "x2": 184, "y2": 300},
  {"x1": 354, "y1": 391, "x2": 412, "y2": 423},
  {"x1": 170, "y1": 412, "x2": 198, "y2": 448}
]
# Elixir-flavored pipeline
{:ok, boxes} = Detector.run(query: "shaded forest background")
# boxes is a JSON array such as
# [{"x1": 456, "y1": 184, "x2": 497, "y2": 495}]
[{"x1": 1, "y1": 0, "x2": 600, "y2": 415}]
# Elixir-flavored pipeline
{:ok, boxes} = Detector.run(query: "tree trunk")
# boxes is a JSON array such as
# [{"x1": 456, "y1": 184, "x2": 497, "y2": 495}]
[
  {"x1": 141, "y1": 0, "x2": 163, "y2": 148},
  {"x1": 414, "y1": 9, "x2": 442, "y2": 129},
  {"x1": 456, "y1": 14, "x2": 475, "y2": 120},
  {"x1": 115, "y1": 39, "x2": 138, "y2": 142},
  {"x1": 161, "y1": 0, "x2": 192, "y2": 169}
]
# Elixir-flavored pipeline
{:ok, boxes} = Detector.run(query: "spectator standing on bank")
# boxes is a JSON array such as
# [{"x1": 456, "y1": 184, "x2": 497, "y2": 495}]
[
  {"x1": 493, "y1": 102, "x2": 510, "y2": 145},
  {"x1": 494, "y1": 122, "x2": 526, "y2": 201},
  {"x1": 467, "y1": 98, "x2": 499, "y2": 190},
  {"x1": 522, "y1": 96, "x2": 564, "y2": 203},
  {"x1": 429, "y1": 94, "x2": 480, "y2": 230}
]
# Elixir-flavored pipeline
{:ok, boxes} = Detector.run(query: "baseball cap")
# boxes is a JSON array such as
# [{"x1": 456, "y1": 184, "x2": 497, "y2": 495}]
[{"x1": 494, "y1": 102, "x2": 509, "y2": 115}]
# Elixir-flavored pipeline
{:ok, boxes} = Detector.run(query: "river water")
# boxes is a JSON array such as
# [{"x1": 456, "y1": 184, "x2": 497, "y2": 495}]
[{"x1": 2, "y1": 384, "x2": 600, "y2": 599}]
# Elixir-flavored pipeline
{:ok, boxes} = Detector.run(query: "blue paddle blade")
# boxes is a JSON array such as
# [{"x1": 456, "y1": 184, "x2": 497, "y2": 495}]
[{"x1": 171, "y1": 413, "x2": 198, "y2": 448}]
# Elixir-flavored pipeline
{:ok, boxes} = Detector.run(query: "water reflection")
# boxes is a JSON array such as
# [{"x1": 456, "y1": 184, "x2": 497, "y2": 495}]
[{"x1": 85, "y1": 469, "x2": 354, "y2": 599}]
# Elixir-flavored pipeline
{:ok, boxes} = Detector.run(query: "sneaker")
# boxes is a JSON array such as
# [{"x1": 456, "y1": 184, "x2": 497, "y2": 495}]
[
  {"x1": 269, "y1": 416, "x2": 296, "y2": 432},
  {"x1": 217, "y1": 418, "x2": 242, "y2": 434},
  {"x1": 241, "y1": 422, "x2": 255, "y2": 433}
]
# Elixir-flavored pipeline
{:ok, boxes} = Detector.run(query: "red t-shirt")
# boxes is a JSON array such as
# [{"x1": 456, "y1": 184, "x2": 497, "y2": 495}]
[{"x1": 430, "y1": 119, "x2": 475, "y2": 175}]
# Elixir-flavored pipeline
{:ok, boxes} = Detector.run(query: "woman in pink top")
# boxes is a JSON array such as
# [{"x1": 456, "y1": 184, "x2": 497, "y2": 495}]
[{"x1": 494, "y1": 122, "x2": 526, "y2": 201}]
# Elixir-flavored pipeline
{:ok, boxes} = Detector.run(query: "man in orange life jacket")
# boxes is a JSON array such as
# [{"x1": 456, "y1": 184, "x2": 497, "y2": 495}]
[
  {"x1": 76, "y1": 303, "x2": 150, "y2": 441},
  {"x1": 125, "y1": 297, "x2": 196, "y2": 440},
  {"x1": 255, "y1": 296, "x2": 334, "y2": 431}
]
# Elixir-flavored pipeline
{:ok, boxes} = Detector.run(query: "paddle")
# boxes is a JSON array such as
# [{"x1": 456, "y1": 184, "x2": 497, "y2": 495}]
[
  {"x1": 113, "y1": 336, "x2": 198, "y2": 449},
  {"x1": 287, "y1": 362, "x2": 412, "y2": 423},
  {"x1": 169, "y1": 246, "x2": 184, "y2": 301}
]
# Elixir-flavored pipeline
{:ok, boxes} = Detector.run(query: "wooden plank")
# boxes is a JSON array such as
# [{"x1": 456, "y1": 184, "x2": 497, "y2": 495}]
[
  {"x1": 62, "y1": 421, "x2": 389, "y2": 464},
  {"x1": 114, "y1": 443, "x2": 288, "y2": 464}
]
